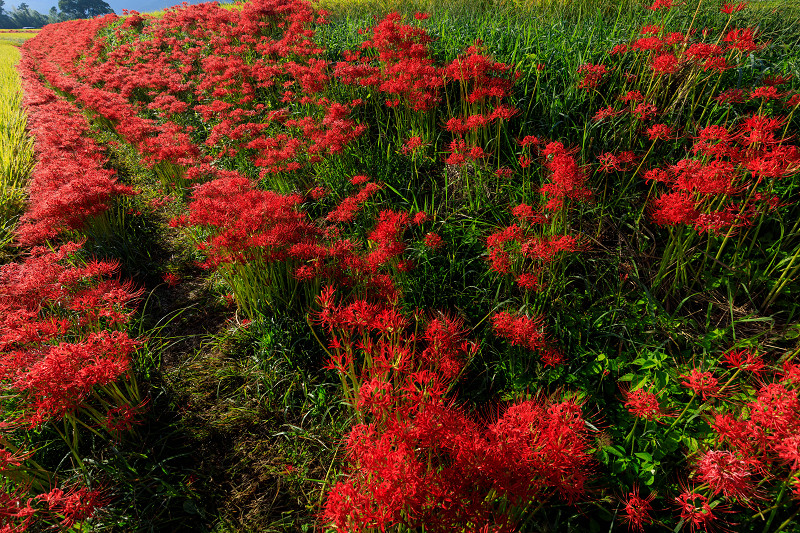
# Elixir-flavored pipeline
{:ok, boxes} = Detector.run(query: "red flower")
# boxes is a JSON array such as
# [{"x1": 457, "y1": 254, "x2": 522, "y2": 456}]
[
  {"x1": 423, "y1": 232, "x2": 443, "y2": 249},
  {"x1": 696, "y1": 450, "x2": 761, "y2": 502},
  {"x1": 491, "y1": 311, "x2": 547, "y2": 352},
  {"x1": 651, "y1": 192, "x2": 699, "y2": 226},
  {"x1": 576, "y1": 63, "x2": 607, "y2": 90},
  {"x1": 610, "y1": 44, "x2": 629, "y2": 55},
  {"x1": 680, "y1": 368, "x2": 720, "y2": 400},
  {"x1": 350, "y1": 174, "x2": 370, "y2": 185},
  {"x1": 651, "y1": 53, "x2": 680, "y2": 75},
  {"x1": 515, "y1": 272, "x2": 540, "y2": 290},
  {"x1": 647, "y1": 0, "x2": 672, "y2": 10},
  {"x1": 722, "y1": 348, "x2": 765, "y2": 375},
  {"x1": 721, "y1": 2, "x2": 747, "y2": 14},
  {"x1": 620, "y1": 486, "x2": 655, "y2": 531},
  {"x1": 401, "y1": 136, "x2": 425, "y2": 155},
  {"x1": 647, "y1": 123, "x2": 673, "y2": 141},
  {"x1": 675, "y1": 490, "x2": 716, "y2": 532},
  {"x1": 624, "y1": 388, "x2": 670, "y2": 420},
  {"x1": 750, "y1": 86, "x2": 782, "y2": 101},
  {"x1": 593, "y1": 106, "x2": 622, "y2": 122}
]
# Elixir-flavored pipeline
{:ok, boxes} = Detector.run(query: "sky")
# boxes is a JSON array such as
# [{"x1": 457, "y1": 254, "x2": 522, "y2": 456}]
[{"x1": 7, "y1": 0, "x2": 209, "y2": 17}]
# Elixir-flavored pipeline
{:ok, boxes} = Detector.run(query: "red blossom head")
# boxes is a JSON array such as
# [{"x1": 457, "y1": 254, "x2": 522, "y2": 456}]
[
  {"x1": 620, "y1": 486, "x2": 655, "y2": 531},
  {"x1": 680, "y1": 368, "x2": 720, "y2": 400}
]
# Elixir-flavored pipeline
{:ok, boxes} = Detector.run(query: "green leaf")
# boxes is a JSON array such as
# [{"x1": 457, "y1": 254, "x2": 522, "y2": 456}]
[{"x1": 605, "y1": 445, "x2": 625, "y2": 458}]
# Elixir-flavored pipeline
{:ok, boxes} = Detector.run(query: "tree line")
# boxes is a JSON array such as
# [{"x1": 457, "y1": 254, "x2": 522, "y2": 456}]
[{"x1": 0, "y1": 0, "x2": 113, "y2": 28}]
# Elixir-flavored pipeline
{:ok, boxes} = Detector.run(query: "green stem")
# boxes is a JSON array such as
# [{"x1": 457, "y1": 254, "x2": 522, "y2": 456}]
[{"x1": 664, "y1": 393, "x2": 697, "y2": 438}]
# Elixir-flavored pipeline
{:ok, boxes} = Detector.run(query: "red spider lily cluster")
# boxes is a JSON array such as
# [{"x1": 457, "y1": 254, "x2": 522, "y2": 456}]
[
  {"x1": 583, "y1": 16, "x2": 800, "y2": 295},
  {"x1": 0, "y1": 239, "x2": 142, "y2": 530},
  {"x1": 174, "y1": 171, "x2": 447, "y2": 313},
  {"x1": 645, "y1": 117, "x2": 797, "y2": 234},
  {"x1": 14, "y1": 50, "x2": 136, "y2": 245},
  {"x1": 0, "y1": 482, "x2": 109, "y2": 532},
  {"x1": 1, "y1": 25, "x2": 151, "y2": 530},
  {"x1": 315, "y1": 288, "x2": 591, "y2": 531},
  {"x1": 10, "y1": 0, "x2": 800, "y2": 530},
  {"x1": 0, "y1": 241, "x2": 142, "y2": 426},
  {"x1": 615, "y1": 347, "x2": 800, "y2": 531}
]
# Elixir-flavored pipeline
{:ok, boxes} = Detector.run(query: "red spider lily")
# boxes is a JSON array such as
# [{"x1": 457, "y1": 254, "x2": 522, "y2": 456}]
[
  {"x1": 619, "y1": 91, "x2": 644, "y2": 104},
  {"x1": 693, "y1": 208, "x2": 750, "y2": 235},
  {"x1": 179, "y1": 176, "x2": 317, "y2": 268},
  {"x1": 651, "y1": 53, "x2": 681, "y2": 74},
  {"x1": 647, "y1": 0, "x2": 673, "y2": 10},
  {"x1": 696, "y1": 450, "x2": 762, "y2": 502},
  {"x1": 722, "y1": 349, "x2": 765, "y2": 375},
  {"x1": 495, "y1": 167, "x2": 513, "y2": 179},
  {"x1": 680, "y1": 368, "x2": 720, "y2": 400},
  {"x1": 750, "y1": 86, "x2": 783, "y2": 101},
  {"x1": 723, "y1": 28, "x2": 761, "y2": 53},
  {"x1": 640, "y1": 25, "x2": 662, "y2": 36},
  {"x1": 540, "y1": 142, "x2": 592, "y2": 210},
  {"x1": 610, "y1": 44, "x2": 629, "y2": 55},
  {"x1": 651, "y1": 192, "x2": 699, "y2": 226},
  {"x1": 632, "y1": 102, "x2": 659, "y2": 121},
  {"x1": 624, "y1": 388, "x2": 672, "y2": 420},
  {"x1": 675, "y1": 490, "x2": 717, "y2": 532},
  {"x1": 401, "y1": 136, "x2": 425, "y2": 155},
  {"x1": 491, "y1": 311, "x2": 548, "y2": 353},
  {"x1": 102, "y1": 399, "x2": 149, "y2": 435},
  {"x1": 420, "y1": 314, "x2": 480, "y2": 381},
  {"x1": 335, "y1": 12, "x2": 444, "y2": 112},
  {"x1": 539, "y1": 348, "x2": 565, "y2": 367},
  {"x1": 511, "y1": 203, "x2": 546, "y2": 224},
  {"x1": 0, "y1": 446, "x2": 32, "y2": 470},
  {"x1": 327, "y1": 182, "x2": 383, "y2": 224},
  {"x1": 37, "y1": 485, "x2": 109, "y2": 530},
  {"x1": 12, "y1": 331, "x2": 139, "y2": 427},
  {"x1": 597, "y1": 151, "x2": 638, "y2": 173},
  {"x1": 710, "y1": 412, "x2": 756, "y2": 456},
  {"x1": 486, "y1": 219, "x2": 580, "y2": 283},
  {"x1": 619, "y1": 486, "x2": 655, "y2": 531},
  {"x1": 748, "y1": 382, "x2": 800, "y2": 438},
  {"x1": 593, "y1": 106, "x2": 623, "y2": 122},
  {"x1": 780, "y1": 361, "x2": 800, "y2": 385},
  {"x1": 423, "y1": 233, "x2": 443, "y2": 249},
  {"x1": 15, "y1": 60, "x2": 136, "y2": 245},
  {"x1": 647, "y1": 123, "x2": 674, "y2": 140},
  {"x1": 762, "y1": 74, "x2": 792, "y2": 87},
  {"x1": 515, "y1": 272, "x2": 540, "y2": 291},
  {"x1": 162, "y1": 272, "x2": 181, "y2": 287},
  {"x1": 773, "y1": 434, "x2": 800, "y2": 470},
  {"x1": 632, "y1": 36, "x2": 663, "y2": 53},
  {"x1": 576, "y1": 63, "x2": 608, "y2": 90},
  {"x1": 721, "y1": 2, "x2": 747, "y2": 14},
  {"x1": 446, "y1": 40, "x2": 517, "y2": 104}
]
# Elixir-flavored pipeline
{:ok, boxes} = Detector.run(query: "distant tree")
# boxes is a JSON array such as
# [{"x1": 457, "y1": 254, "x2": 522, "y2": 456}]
[
  {"x1": 58, "y1": 0, "x2": 113, "y2": 19},
  {"x1": 7, "y1": 3, "x2": 48, "y2": 27},
  {"x1": 0, "y1": 0, "x2": 5, "y2": 16}
]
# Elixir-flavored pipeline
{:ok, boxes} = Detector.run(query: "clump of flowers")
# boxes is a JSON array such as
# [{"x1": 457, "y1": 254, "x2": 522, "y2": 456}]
[{"x1": 316, "y1": 288, "x2": 592, "y2": 531}]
